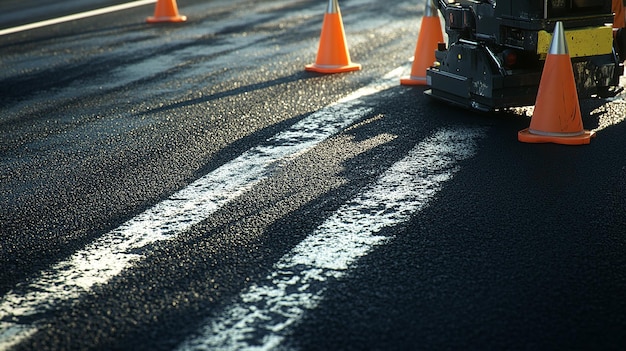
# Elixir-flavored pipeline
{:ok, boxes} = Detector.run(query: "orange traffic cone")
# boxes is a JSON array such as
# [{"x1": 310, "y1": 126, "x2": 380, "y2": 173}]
[
  {"x1": 305, "y1": 0, "x2": 361, "y2": 74},
  {"x1": 146, "y1": 0, "x2": 187, "y2": 23},
  {"x1": 400, "y1": 0, "x2": 444, "y2": 86},
  {"x1": 518, "y1": 21, "x2": 595, "y2": 145}
]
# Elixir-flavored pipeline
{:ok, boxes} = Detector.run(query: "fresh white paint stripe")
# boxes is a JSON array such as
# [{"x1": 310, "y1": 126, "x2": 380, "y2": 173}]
[
  {"x1": 176, "y1": 126, "x2": 487, "y2": 351},
  {"x1": 0, "y1": 67, "x2": 405, "y2": 349},
  {"x1": 0, "y1": 0, "x2": 157, "y2": 36}
]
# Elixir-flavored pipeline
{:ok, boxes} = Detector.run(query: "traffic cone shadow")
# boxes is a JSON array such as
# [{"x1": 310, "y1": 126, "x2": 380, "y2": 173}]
[
  {"x1": 147, "y1": 0, "x2": 187, "y2": 23},
  {"x1": 518, "y1": 21, "x2": 595, "y2": 145},
  {"x1": 305, "y1": 0, "x2": 361, "y2": 74},
  {"x1": 400, "y1": 0, "x2": 444, "y2": 86}
]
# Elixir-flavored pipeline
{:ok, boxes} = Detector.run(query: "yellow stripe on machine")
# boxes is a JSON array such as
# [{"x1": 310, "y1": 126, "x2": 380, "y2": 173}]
[{"x1": 537, "y1": 26, "x2": 613, "y2": 59}]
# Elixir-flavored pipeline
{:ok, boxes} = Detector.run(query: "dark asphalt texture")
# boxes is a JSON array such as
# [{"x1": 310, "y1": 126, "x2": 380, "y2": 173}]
[{"x1": 1, "y1": 0, "x2": 626, "y2": 350}]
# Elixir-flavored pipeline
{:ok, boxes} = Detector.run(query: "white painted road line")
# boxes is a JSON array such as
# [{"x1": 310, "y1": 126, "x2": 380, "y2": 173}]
[
  {"x1": 0, "y1": 66, "x2": 405, "y2": 349},
  {"x1": 0, "y1": 0, "x2": 157, "y2": 36},
  {"x1": 176, "y1": 126, "x2": 487, "y2": 350}
]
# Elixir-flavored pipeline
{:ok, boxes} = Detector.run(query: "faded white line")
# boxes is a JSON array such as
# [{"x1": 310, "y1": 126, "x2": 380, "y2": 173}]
[
  {"x1": 176, "y1": 126, "x2": 487, "y2": 350},
  {"x1": 0, "y1": 0, "x2": 157, "y2": 36},
  {"x1": 0, "y1": 66, "x2": 405, "y2": 349},
  {"x1": 591, "y1": 99, "x2": 626, "y2": 132}
]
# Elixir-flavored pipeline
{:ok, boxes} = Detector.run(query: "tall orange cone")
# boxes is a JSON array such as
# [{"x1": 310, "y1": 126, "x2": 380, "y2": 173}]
[
  {"x1": 400, "y1": 0, "x2": 444, "y2": 86},
  {"x1": 147, "y1": 0, "x2": 187, "y2": 23},
  {"x1": 305, "y1": 0, "x2": 361, "y2": 74},
  {"x1": 518, "y1": 22, "x2": 595, "y2": 145}
]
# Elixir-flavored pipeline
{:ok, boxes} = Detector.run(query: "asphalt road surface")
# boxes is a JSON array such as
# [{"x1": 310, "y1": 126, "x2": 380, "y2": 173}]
[{"x1": 1, "y1": 0, "x2": 626, "y2": 350}]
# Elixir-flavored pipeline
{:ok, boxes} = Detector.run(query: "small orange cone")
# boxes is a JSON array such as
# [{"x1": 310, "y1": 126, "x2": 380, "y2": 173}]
[
  {"x1": 305, "y1": 0, "x2": 361, "y2": 74},
  {"x1": 518, "y1": 22, "x2": 595, "y2": 145},
  {"x1": 147, "y1": 0, "x2": 187, "y2": 23},
  {"x1": 400, "y1": 0, "x2": 444, "y2": 86}
]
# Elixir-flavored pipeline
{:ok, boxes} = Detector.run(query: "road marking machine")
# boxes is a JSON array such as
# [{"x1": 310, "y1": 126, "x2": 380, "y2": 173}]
[{"x1": 425, "y1": 0, "x2": 625, "y2": 111}]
